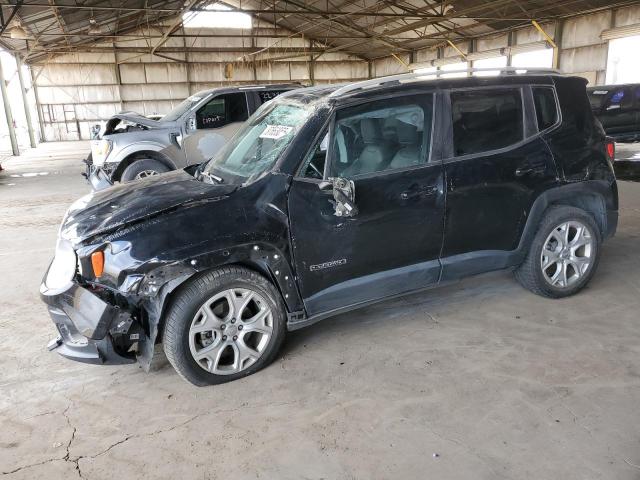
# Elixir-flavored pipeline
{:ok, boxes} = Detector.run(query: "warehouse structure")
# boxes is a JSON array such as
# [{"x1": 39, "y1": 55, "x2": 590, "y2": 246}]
[
  {"x1": 3, "y1": 2, "x2": 640, "y2": 478},
  {"x1": 0, "y1": 0, "x2": 639, "y2": 148}
]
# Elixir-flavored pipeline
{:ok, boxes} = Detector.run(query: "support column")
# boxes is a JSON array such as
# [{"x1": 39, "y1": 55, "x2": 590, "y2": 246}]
[
  {"x1": 113, "y1": 44, "x2": 125, "y2": 112},
  {"x1": 15, "y1": 54, "x2": 36, "y2": 148},
  {"x1": 308, "y1": 40, "x2": 315, "y2": 85},
  {"x1": 0, "y1": 58, "x2": 19, "y2": 156},
  {"x1": 29, "y1": 67, "x2": 46, "y2": 142},
  {"x1": 506, "y1": 31, "x2": 514, "y2": 67},
  {"x1": 552, "y1": 20, "x2": 564, "y2": 71}
]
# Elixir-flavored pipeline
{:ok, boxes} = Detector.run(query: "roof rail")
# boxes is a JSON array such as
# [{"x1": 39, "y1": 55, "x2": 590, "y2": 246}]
[{"x1": 328, "y1": 67, "x2": 562, "y2": 98}]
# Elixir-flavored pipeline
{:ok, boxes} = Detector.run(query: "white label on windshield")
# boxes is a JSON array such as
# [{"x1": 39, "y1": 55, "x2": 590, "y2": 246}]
[
  {"x1": 592, "y1": 90, "x2": 608, "y2": 95},
  {"x1": 259, "y1": 124, "x2": 293, "y2": 139}
]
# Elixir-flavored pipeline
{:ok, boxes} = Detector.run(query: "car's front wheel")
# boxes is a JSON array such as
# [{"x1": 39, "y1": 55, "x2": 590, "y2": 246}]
[
  {"x1": 515, "y1": 205, "x2": 602, "y2": 298},
  {"x1": 121, "y1": 158, "x2": 170, "y2": 182},
  {"x1": 163, "y1": 267, "x2": 286, "y2": 386}
]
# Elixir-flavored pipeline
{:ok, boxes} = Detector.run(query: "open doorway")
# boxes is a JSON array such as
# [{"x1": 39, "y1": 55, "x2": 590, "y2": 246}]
[{"x1": 606, "y1": 35, "x2": 640, "y2": 84}]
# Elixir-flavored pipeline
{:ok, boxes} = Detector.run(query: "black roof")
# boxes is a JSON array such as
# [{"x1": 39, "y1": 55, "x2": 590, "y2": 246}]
[{"x1": 280, "y1": 73, "x2": 570, "y2": 106}]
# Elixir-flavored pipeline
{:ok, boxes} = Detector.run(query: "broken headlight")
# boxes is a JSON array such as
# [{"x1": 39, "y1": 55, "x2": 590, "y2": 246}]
[
  {"x1": 45, "y1": 238, "x2": 77, "y2": 290},
  {"x1": 91, "y1": 139, "x2": 112, "y2": 166}
]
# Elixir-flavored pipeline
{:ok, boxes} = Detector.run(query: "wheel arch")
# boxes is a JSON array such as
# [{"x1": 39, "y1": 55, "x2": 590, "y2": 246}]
[
  {"x1": 518, "y1": 180, "x2": 614, "y2": 256},
  {"x1": 140, "y1": 244, "x2": 303, "y2": 346},
  {"x1": 112, "y1": 150, "x2": 176, "y2": 181}
]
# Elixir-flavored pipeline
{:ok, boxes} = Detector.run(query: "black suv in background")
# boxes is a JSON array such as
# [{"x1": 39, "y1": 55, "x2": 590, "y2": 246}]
[
  {"x1": 42, "y1": 69, "x2": 618, "y2": 386},
  {"x1": 587, "y1": 83, "x2": 640, "y2": 142}
]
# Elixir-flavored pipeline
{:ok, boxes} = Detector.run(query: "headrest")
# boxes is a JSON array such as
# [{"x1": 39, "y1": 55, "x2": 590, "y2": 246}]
[
  {"x1": 361, "y1": 118, "x2": 382, "y2": 143},
  {"x1": 396, "y1": 122, "x2": 419, "y2": 145}
]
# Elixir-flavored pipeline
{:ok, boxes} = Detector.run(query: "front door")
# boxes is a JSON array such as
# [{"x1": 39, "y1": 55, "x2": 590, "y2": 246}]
[
  {"x1": 183, "y1": 92, "x2": 249, "y2": 164},
  {"x1": 288, "y1": 93, "x2": 445, "y2": 317}
]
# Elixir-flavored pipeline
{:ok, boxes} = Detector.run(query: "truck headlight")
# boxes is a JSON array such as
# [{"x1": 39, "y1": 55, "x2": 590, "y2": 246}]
[
  {"x1": 45, "y1": 238, "x2": 77, "y2": 290},
  {"x1": 91, "y1": 139, "x2": 112, "y2": 166}
]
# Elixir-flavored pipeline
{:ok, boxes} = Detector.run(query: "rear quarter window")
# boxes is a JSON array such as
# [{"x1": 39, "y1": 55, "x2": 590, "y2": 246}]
[
  {"x1": 532, "y1": 87, "x2": 559, "y2": 131},
  {"x1": 451, "y1": 89, "x2": 523, "y2": 157}
]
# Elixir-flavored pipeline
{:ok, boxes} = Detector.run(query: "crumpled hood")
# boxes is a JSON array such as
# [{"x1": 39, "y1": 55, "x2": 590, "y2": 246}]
[
  {"x1": 101, "y1": 112, "x2": 177, "y2": 136},
  {"x1": 61, "y1": 169, "x2": 236, "y2": 243}
]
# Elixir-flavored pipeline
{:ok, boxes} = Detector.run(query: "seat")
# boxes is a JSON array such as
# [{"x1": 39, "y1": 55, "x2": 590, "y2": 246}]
[
  {"x1": 342, "y1": 118, "x2": 395, "y2": 176},
  {"x1": 389, "y1": 122, "x2": 422, "y2": 169}
]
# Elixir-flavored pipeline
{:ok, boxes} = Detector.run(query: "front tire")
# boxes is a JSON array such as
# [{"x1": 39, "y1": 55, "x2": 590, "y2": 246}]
[
  {"x1": 163, "y1": 267, "x2": 286, "y2": 386},
  {"x1": 515, "y1": 205, "x2": 601, "y2": 298},
  {"x1": 121, "y1": 158, "x2": 170, "y2": 182}
]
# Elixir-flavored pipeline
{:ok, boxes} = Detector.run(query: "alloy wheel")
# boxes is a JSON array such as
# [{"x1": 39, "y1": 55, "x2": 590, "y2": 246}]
[
  {"x1": 188, "y1": 288, "x2": 274, "y2": 375},
  {"x1": 540, "y1": 220, "x2": 593, "y2": 288},
  {"x1": 135, "y1": 169, "x2": 159, "y2": 179}
]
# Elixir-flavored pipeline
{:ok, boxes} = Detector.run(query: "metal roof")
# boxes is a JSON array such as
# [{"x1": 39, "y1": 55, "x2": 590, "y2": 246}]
[{"x1": 1, "y1": 0, "x2": 637, "y2": 64}]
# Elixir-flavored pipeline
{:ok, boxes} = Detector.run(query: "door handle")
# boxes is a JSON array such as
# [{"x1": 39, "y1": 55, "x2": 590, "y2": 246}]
[
  {"x1": 515, "y1": 167, "x2": 534, "y2": 177},
  {"x1": 400, "y1": 184, "x2": 439, "y2": 200}
]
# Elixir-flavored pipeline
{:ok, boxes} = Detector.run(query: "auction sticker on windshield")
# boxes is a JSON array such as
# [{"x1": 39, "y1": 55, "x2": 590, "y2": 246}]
[{"x1": 259, "y1": 124, "x2": 294, "y2": 140}]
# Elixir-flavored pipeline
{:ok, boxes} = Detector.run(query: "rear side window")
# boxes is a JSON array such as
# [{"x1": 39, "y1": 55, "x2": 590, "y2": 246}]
[
  {"x1": 532, "y1": 87, "x2": 559, "y2": 131},
  {"x1": 605, "y1": 88, "x2": 632, "y2": 110},
  {"x1": 451, "y1": 89, "x2": 523, "y2": 157},
  {"x1": 196, "y1": 92, "x2": 248, "y2": 129}
]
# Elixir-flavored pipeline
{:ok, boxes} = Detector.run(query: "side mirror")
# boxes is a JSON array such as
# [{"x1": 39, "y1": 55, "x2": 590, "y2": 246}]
[
  {"x1": 186, "y1": 117, "x2": 197, "y2": 132},
  {"x1": 90, "y1": 124, "x2": 101, "y2": 140},
  {"x1": 320, "y1": 177, "x2": 358, "y2": 217}
]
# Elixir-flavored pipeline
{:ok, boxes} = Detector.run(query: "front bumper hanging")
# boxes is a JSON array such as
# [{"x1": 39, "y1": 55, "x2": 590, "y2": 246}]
[{"x1": 41, "y1": 280, "x2": 137, "y2": 365}]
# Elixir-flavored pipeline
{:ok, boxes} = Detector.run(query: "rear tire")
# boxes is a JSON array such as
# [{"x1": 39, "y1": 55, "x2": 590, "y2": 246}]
[
  {"x1": 163, "y1": 267, "x2": 286, "y2": 386},
  {"x1": 515, "y1": 205, "x2": 601, "y2": 298},
  {"x1": 121, "y1": 158, "x2": 170, "y2": 182}
]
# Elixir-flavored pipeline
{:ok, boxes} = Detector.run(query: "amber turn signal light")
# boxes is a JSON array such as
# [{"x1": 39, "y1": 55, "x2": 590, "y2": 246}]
[{"x1": 91, "y1": 251, "x2": 105, "y2": 278}]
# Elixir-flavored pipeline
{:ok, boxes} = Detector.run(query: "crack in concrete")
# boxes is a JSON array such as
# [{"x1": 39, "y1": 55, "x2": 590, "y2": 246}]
[
  {"x1": 2, "y1": 399, "x2": 302, "y2": 477},
  {"x1": 1, "y1": 402, "x2": 82, "y2": 478}
]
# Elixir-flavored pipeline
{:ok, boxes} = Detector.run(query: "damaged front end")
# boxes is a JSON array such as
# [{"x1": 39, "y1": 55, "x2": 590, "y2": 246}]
[
  {"x1": 40, "y1": 168, "x2": 300, "y2": 371},
  {"x1": 41, "y1": 252, "x2": 195, "y2": 369},
  {"x1": 86, "y1": 112, "x2": 176, "y2": 191}
]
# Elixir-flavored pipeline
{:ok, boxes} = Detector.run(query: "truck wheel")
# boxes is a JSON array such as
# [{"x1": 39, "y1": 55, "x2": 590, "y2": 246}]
[
  {"x1": 163, "y1": 267, "x2": 286, "y2": 386},
  {"x1": 515, "y1": 205, "x2": 601, "y2": 298},
  {"x1": 121, "y1": 159, "x2": 170, "y2": 182}
]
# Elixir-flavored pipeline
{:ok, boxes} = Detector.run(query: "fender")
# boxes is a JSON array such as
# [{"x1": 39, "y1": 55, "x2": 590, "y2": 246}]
[
  {"x1": 106, "y1": 141, "x2": 178, "y2": 170},
  {"x1": 128, "y1": 242, "x2": 304, "y2": 368},
  {"x1": 518, "y1": 179, "x2": 617, "y2": 251}
]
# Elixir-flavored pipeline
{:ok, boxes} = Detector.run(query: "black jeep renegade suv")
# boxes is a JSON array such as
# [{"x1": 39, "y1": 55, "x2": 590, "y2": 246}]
[{"x1": 41, "y1": 70, "x2": 618, "y2": 386}]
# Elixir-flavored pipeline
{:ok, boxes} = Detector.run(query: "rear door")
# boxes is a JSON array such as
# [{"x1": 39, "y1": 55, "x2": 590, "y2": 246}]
[
  {"x1": 440, "y1": 85, "x2": 559, "y2": 279},
  {"x1": 183, "y1": 92, "x2": 249, "y2": 164},
  {"x1": 288, "y1": 93, "x2": 445, "y2": 316}
]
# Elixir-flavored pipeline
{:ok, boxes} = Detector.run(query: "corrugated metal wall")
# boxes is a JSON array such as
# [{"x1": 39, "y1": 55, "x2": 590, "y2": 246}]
[
  {"x1": 31, "y1": 20, "x2": 368, "y2": 141},
  {"x1": 373, "y1": 4, "x2": 640, "y2": 89},
  {"x1": 26, "y1": 4, "x2": 640, "y2": 142}
]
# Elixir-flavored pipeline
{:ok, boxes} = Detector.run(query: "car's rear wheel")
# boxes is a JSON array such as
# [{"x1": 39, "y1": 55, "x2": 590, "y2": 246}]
[
  {"x1": 163, "y1": 267, "x2": 286, "y2": 386},
  {"x1": 121, "y1": 158, "x2": 170, "y2": 182},
  {"x1": 515, "y1": 205, "x2": 601, "y2": 298}
]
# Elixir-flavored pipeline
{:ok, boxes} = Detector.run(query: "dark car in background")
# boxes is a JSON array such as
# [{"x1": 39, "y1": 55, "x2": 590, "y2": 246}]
[
  {"x1": 86, "y1": 84, "x2": 299, "y2": 189},
  {"x1": 42, "y1": 69, "x2": 618, "y2": 386},
  {"x1": 587, "y1": 84, "x2": 640, "y2": 142}
]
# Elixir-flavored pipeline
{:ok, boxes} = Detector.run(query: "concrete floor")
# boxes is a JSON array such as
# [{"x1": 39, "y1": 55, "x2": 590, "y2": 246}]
[{"x1": 1, "y1": 141, "x2": 640, "y2": 480}]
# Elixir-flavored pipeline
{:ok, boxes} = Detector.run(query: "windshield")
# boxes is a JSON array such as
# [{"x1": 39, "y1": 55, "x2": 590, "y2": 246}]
[
  {"x1": 203, "y1": 100, "x2": 312, "y2": 183},
  {"x1": 161, "y1": 94, "x2": 208, "y2": 122}
]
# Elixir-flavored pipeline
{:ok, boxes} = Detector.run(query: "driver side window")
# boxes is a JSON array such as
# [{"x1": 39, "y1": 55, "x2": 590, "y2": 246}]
[
  {"x1": 329, "y1": 96, "x2": 432, "y2": 178},
  {"x1": 196, "y1": 92, "x2": 248, "y2": 129}
]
